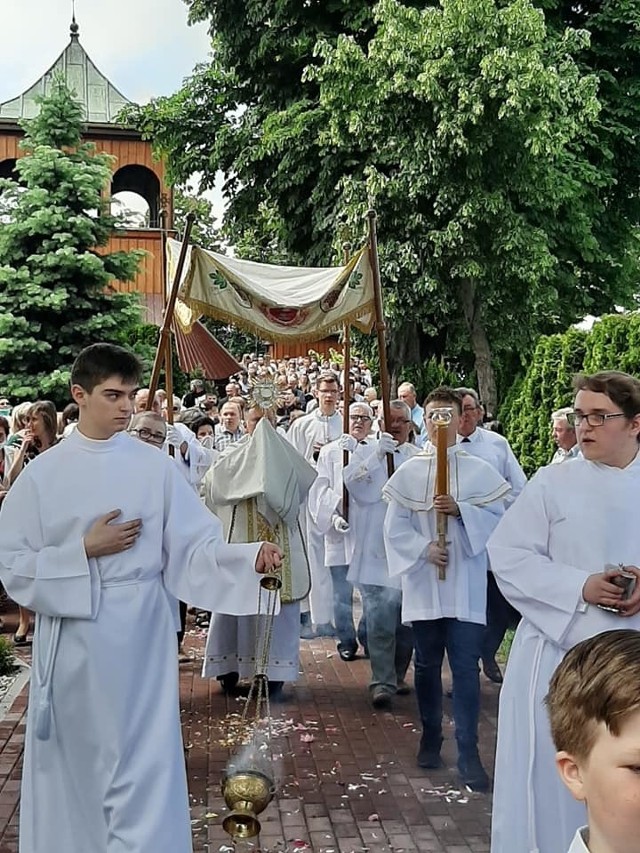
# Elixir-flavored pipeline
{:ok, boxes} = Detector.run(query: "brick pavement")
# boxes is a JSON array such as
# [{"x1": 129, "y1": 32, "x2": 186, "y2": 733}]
[{"x1": 0, "y1": 614, "x2": 500, "y2": 852}]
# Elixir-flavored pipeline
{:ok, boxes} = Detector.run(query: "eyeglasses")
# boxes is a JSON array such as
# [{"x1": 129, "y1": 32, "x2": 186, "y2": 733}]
[
  {"x1": 567, "y1": 411, "x2": 626, "y2": 428},
  {"x1": 130, "y1": 427, "x2": 166, "y2": 445},
  {"x1": 349, "y1": 414, "x2": 372, "y2": 422}
]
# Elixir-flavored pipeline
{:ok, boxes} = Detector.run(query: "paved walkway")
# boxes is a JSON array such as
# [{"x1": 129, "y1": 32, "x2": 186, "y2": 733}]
[{"x1": 0, "y1": 613, "x2": 500, "y2": 852}]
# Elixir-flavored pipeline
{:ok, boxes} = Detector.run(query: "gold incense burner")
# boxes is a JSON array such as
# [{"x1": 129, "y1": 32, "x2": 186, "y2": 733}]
[{"x1": 221, "y1": 755, "x2": 276, "y2": 838}]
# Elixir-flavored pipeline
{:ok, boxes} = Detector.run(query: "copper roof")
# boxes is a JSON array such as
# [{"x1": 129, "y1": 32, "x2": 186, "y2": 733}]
[{"x1": 172, "y1": 320, "x2": 242, "y2": 380}]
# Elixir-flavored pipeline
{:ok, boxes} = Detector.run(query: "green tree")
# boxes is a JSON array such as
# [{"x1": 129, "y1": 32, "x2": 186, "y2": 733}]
[
  {"x1": 124, "y1": 0, "x2": 639, "y2": 410},
  {"x1": 0, "y1": 79, "x2": 144, "y2": 406},
  {"x1": 501, "y1": 327, "x2": 587, "y2": 474}
]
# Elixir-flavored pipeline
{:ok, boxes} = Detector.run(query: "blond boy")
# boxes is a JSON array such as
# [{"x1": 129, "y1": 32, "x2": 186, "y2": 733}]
[{"x1": 546, "y1": 629, "x2": 640, "y2": 853}]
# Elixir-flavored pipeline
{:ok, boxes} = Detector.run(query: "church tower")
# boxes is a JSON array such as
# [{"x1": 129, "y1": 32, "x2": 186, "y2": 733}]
[{"x1": 0, "y1": 15, "x2": 172, "y2": 324}]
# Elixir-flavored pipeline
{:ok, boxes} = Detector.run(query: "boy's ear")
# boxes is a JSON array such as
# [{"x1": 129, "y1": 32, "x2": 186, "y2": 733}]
[
  {"x1": 555, "y1": 751, "x2": 587, "y2": 802},
  {"x1": 70, "y1": 384, "x2": 87, "y2": 406}
]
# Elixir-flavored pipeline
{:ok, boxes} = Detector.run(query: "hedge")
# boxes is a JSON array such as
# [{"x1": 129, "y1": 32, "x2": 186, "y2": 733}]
[{"x1": 501, "y1": 313, "x2": 640, "y2": 475}]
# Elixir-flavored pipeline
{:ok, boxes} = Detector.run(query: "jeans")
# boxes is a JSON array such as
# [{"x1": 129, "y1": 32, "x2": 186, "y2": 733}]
[
  {"x1": 330, "y1": 565, "x2": 357, "y2": 648},
  {"x1": 481, "y1": 572, "x2": 520, "y2": 663},
  {"x1": 360, "y1": 584, "x2": 413, "y2": 692},
  {"x1": 412, "y1": 618, "x2": 484, "y2": 754}
]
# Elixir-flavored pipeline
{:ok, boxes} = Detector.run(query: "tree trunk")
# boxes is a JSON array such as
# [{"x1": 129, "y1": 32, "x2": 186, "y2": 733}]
[
  {"x1": 387, "y1": 318, "x2": 421, "y2": 397},
  {"x1": 458, "y1": 278, "x2": 498, "y2": 416}
]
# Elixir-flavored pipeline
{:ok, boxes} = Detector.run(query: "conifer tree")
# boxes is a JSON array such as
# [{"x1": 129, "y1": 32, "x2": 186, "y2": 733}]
[{"x1": 0, "y1": 78, "x2": 144, "y2": 405}]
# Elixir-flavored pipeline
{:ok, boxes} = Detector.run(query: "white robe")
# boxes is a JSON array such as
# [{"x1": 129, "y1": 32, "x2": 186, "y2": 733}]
[
  {"x1": 456, "y1": 428, "x2": 526, "y2": 505},
  {"x1": 567, "y1": 829, "x2": 589, "y2": 853},
  {"x1": 382, "y1": 447, "x2": 509, "y2": 623},
  {"x1": 203, "y1": 420, "x2": 315, "y2": 681},
  {"x1": 344, "y1": 442, "x2": 420, "y2": 588},
  {"x1": 488, "y1": 454, "x2": 640, "y2": 853},
  {"x1": 0, "y1": 428, "x2": 262, "y2": 853},
  {"x1": 307, "y1": 439, "x2": 363, "y2": 567},
  {"x1": 286, "y1": 410, "x2": 342, "y2": 623}
]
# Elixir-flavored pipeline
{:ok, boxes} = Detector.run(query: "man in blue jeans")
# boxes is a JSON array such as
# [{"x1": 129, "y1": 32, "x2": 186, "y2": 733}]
[
  {"x1": 383, "y1": 387, "x2": 509, "y2": 791},
  {"x1": 307, "y1": 402, "x2": 373, "y2": 660}
]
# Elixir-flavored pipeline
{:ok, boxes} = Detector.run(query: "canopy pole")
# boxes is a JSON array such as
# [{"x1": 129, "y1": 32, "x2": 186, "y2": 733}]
[
  {"x1": 159, "y1": 208, "x2": 175, "y2": 430},
  {"x1": 148, "y1": 213, "x2": 195, "y2": 404},
  {"x1": 342, "y1": 242, "x2": 352, "y2": 523},
  {"x1": 367, "y1": 209, "x2": 394, "y2": 477}
]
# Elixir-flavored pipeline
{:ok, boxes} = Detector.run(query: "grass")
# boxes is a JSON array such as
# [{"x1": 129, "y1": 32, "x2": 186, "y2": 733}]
[
  {"x1": 497, "y1": 628, "x2": 515, "y2": 664},
  {"x1": 0, "y1": 636, "x2": 16, "y2": 676}
]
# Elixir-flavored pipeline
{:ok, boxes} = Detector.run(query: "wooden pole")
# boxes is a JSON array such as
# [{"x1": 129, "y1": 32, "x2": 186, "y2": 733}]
[
  {"x1": 434, "y1": 422, "x2": 449, "y2": 581},
  {"x1": 367, "y1": 209, "x2": 394, "y2": 477},
  {"x1": 159, "y1": 208, "x2": 175, "y2": 428},
  {"x1": 148, "y1": 213, "x2": 195, "y2": 402},
  {"x1": 342, "y1": 242, "x2": 352, "y2": 523}
]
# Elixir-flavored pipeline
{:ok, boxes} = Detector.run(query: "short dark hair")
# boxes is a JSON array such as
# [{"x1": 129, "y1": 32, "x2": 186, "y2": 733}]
[
  {"x1": 71, "y1": 344, "x2": 142, "y2": 393},
  {"x1": 573, "y1": 371, "x2": 640, "y2": 420},
  {"x1": 61, "y1": 402, "x2": 79, "y2": 427},
  {"x1": 316, "y1": 372, "x2": 339, "y2": 390},
  {"x1": 424, "y1": 386, "x2": 463, "y2": 414},
  {"x1": 188, "y1": 416, "x2": 217, "y2": 436},
  {"x1": 0, "y1": 415, "x2": 9, "y2": 436}
]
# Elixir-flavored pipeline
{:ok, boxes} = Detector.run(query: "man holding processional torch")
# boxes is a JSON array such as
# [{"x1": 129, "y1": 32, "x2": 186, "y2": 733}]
[{"x1": 382, "y1": 387, "x2": 510, "y2": 791}]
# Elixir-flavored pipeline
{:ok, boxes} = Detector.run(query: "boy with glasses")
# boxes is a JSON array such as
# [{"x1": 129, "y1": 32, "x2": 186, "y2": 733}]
[{"x1": 489, "y1": 371, "x2": 640, "y2": 853}]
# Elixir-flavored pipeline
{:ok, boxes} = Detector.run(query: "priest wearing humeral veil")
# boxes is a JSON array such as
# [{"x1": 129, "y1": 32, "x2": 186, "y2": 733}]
[{"x1": 202, "y1": 388, "x2": 316, "y2": 696}]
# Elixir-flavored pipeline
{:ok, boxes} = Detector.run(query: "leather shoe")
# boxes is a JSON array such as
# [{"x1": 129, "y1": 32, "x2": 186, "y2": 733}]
[
  {"x1": 371, "y1": 686, "x2": 393, "y2": 710},
  {"x1": 482, "y1": 659, "x2": 503, "y2": 684},
  {"x1": 217, "y1": 671, "x2": 240, "y2": 693},
  {"x1": 396, "y1": 680, "x2": 411, "y2": 695},
  {"x1": 337, "y1": 643, "x2": 357, "y2": 661},
  {"x1": 417, "y1": 735, "x2": 443, "y2": 769},
  {"x1": 458, "y1": 751, "x2": 490, "y2": 792}
]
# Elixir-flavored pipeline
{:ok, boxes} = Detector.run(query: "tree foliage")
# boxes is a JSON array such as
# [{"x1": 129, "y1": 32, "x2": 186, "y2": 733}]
[
  {"x1": 501, "y1": 313, "x2": 640, "y2": 475},
  {"x1": 0, "y1": 79, "x2": 144, "y2": 406},
  {"x1": 123, "y1": 0, "x2": 640, "y2": 411}
]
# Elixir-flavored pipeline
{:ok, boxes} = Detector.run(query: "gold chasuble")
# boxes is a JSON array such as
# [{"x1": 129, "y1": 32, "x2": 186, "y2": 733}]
[{"x1": 206, "y1": 418, "x2": 316, "y2": 603}]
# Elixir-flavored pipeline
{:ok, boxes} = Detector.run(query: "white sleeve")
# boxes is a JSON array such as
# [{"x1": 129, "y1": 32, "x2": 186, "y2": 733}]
[
  {"x1": 383, "y1": 500, "x2": 431, "y2": 577},
  {"x1": 488, "y1": 472, "x2": 588, "y2": 645},
  {"x1": 457, "y1": 499, "x2": 505, "y2": 558},
  {"x1": 0, "y1": 472, "x2": 95, "y2": 618},
  {"x1": 161, "y1": 465, "x2": 263, "y2": 615},
  {"x1": 307, "y1": 449, "x2": 341, "y2": 533}
]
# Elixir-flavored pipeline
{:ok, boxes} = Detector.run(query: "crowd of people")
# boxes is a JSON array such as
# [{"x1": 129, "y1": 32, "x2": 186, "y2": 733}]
[{"x1": 0, "y1": 347, "x2": 638, "y2": 853}]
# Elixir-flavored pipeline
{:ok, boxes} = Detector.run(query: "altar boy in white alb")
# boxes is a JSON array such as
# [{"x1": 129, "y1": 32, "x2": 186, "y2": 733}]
[
  {"x1": 0, "y1": 344, "x2": 282, "y2": 853},
  {"x1": 489, "y1": 371, "x2": 640, "y2": 853},
  {"x1": 383, "y1": 388, "x2": 509, "y2": 791},
  {"x1": 287, "y1": 372, "x2": 343, "y2": 635}
]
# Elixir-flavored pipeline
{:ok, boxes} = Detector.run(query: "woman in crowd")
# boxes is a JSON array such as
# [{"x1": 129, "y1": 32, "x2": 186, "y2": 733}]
[{"x1": 7, "y1": 401, "x2": 58, "y2": 643}]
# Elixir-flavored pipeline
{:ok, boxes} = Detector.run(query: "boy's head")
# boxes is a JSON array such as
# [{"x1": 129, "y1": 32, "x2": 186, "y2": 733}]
[
  {"x1": 546, "y1": 630, "x2": 640, "y2": 851},
  {"x1": 70, "y1": 344, "x2": 143, "y2": 440},
  {"x1": 423, "y1": 387, "x2": 462, "y2": 446}
]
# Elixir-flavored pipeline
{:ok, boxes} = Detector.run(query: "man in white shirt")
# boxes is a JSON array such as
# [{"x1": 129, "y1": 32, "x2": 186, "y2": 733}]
[
  {"x1": 287, "y1": 372, "x2": 343, "y2": 637},
  {"x1": 551, "y1": 406, "x2": 580, "y2": 463},
  {"x1": 456, "y1": 386, "x2": 526, "y2": 683},
  {"x1": 308, "y1": 402, "x2": 372, "y2": 660},
  {"x1": 345, "y1": 400, "x2": 420, "y2": 708},
  {"x1": 383, "y1": 387, "x2": 509, "y2": 790}
]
